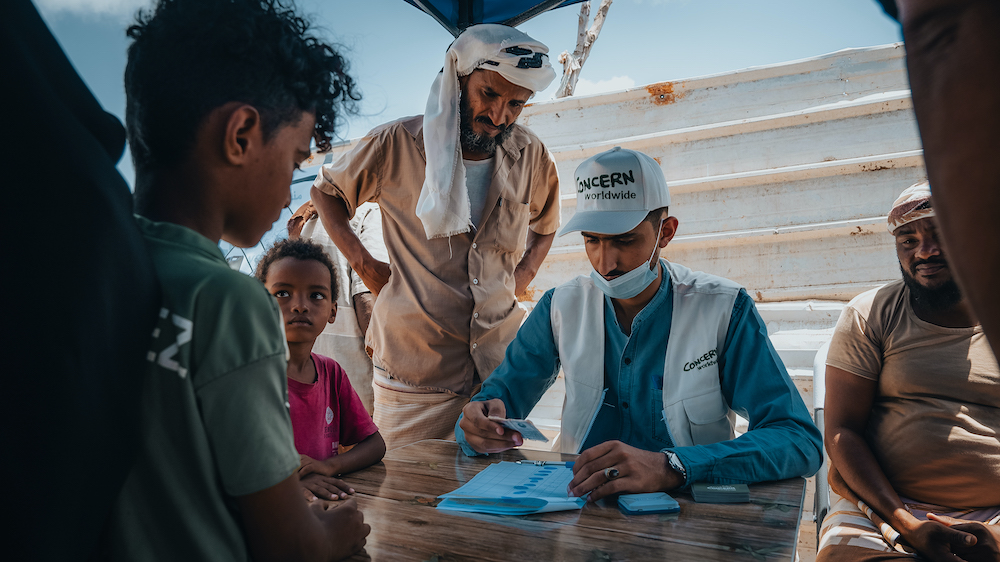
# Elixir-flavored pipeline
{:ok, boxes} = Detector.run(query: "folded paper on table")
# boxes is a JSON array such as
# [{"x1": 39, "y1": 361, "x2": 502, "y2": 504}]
[
  {"x1": 438, "y1": 461, "x2": 586, "y2": 515},
  {"x1": 437, "y1": 497, "x2": 585, "y2": 515}
]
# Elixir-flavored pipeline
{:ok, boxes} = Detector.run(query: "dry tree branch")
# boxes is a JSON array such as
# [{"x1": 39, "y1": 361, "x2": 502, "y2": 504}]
[{"x1": 556, "y1": 0, "x2": 613, "y2": 98}]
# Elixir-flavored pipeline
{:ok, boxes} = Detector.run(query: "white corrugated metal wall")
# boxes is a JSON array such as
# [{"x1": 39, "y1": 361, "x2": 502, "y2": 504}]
[
  {"x1": 309, "y1": 43, "x2": 921, "y2": 432},
  {"x1": 515, "y1": 44, "x2": 922, "y2": 436}
]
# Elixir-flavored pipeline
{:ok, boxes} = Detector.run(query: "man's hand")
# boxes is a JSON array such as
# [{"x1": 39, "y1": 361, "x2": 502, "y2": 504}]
[
  {"x1": 300, "y1": 473, "x2": 355, "y2": 502},
  {"x1": 567, "y1": 441, "x2": 683, "y2": 503},
  {"x1": 513, "y1": 266, "x2": 534, "y2": 301},
  {"x1": 287, "y1": 200, "x2": 318, "y2": 239},
  {"x1": 459, "y1": 399, "x2": 523, "y2": 453},
  {"x1": 895, "y1": 517, "x2": 979, "y2": 562},
  {"x1": 359, "y1": 256, "x2": 390, "y2": 298},
  {"x1": 237, "y1": 472, "x2": 367, "y2": 561},
  {"x1": 513, "y1": 230, "x2": 554, "y2": 299},
  {"x1": 926, "y1": 513, "x2": 999, "y2": 562},
  {"x1": 309, "y1": 498, "x2": 369, "y2": 560}
]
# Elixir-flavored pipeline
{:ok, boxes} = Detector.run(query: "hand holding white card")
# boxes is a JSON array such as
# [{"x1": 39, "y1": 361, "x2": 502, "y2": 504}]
[{"x1": 488, "y1": 416, "x2": 549, "y2": 442}]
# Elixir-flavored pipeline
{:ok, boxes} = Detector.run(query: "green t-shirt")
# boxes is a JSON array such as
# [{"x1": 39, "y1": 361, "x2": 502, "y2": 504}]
[{"x1": 108, "y1": 217, "x2": 298, "y2": 561}]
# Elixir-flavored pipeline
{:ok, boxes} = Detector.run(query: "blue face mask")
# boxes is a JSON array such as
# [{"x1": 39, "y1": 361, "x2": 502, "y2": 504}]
[{"x1": 589, "y1": 220, "x2": 663, "y2": 300}]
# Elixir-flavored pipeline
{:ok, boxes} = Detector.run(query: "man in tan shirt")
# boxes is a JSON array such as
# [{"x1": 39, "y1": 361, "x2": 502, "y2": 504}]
[
  {"x1": 820, "y1": 181, "x2": 1000, "y2": 562},
  {"x1": 310, "y1": 24, "x2": 560, "y2": 450}
]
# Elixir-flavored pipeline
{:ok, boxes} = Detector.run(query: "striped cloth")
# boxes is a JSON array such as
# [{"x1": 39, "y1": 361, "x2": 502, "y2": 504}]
[{"x1": 372, "y1": 370, "x2": 480, "y2": 451}]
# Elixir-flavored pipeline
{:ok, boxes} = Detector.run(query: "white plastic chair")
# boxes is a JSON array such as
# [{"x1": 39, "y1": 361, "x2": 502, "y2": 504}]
[{"x1": 813, "y1": 339, "x2": 831, "y2": 543}]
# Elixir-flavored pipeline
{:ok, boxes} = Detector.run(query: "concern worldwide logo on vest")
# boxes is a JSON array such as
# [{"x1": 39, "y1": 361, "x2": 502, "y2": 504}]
[
  {"x1": 576, "y1": 168, "x2": 639, "y2": 200},
  {"x1": 684, "y1": 349, "x2": 718, "y2": 372}
]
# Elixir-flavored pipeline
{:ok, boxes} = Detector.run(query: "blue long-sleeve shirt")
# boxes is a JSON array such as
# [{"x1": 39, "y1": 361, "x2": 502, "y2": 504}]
[{"x1": 456, "y1": 268, "x2": 822, "y2": 487}]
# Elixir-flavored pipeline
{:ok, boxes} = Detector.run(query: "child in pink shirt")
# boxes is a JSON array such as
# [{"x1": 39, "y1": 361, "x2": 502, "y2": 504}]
[{"x1": 257, "y1": 239, "x2": 385, "y2": 501}]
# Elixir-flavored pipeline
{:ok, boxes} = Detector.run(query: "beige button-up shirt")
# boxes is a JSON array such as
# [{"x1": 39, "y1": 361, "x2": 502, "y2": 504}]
[{"x1": 313, "y1": 116, "x2": 560, "y2": 396}]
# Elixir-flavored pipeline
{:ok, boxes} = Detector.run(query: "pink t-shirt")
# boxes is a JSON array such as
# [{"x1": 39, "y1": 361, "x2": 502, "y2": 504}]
[{"x1": 287, "y1": 353, "x2": 379, "y2": 461}]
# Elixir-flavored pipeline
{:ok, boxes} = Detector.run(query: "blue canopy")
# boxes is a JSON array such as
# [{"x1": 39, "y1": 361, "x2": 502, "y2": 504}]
[{"x1": 404, "y1": 0, "x2": 587, "y2": 36}]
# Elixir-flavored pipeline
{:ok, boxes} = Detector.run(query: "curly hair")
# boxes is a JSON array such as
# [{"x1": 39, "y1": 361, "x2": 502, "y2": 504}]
[
  {"x1": 255, "y1": 238, "x2": 338, "y2": 298},
  {"x1": 124, "y1": 0, "x2": 360, "y2": 175}
]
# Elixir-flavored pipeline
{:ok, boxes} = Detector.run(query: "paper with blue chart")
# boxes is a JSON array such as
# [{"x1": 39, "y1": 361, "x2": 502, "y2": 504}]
[{"x1": 437, "y1": 461, "x2": 586, "y2": 515}]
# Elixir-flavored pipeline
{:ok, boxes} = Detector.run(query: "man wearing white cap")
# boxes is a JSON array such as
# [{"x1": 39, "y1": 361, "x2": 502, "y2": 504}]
[
  {"x1": 457, "y1": 147, "x2": 822, "y2": 501},
  {"x1": 310, "y1": 24, "x2": 560, "y2": 450},
  {"x1": 820, "y1": 181, "x2": 1000, "y2": 562}
]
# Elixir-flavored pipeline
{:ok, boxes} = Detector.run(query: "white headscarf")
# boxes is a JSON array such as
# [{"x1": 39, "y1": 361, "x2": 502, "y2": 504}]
[
  {"x1": 887, "y1": 180, "x2": 935, "y2": 233},
  {"x1": 417, "y1": 24, "x2": 555, "y2": 240}
]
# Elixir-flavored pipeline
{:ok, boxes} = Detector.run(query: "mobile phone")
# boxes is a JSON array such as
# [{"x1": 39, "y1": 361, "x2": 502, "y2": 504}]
[{"x1": 617, "y1": 492, "x2": 680, "y2": 515}]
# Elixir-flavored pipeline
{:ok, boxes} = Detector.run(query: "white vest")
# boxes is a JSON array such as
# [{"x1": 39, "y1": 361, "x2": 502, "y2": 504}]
[{"x1": 550, "y1": 261, "x2": 741, "y2": 454}]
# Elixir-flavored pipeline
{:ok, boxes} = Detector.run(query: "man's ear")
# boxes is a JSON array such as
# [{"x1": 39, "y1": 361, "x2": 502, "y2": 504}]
[
  {"x1": 222, "y1": 103, "x2": 263, "y2": 166},
  {"x1": 658, "y1": 216, "x2": 679, "y2": 248},
  {"x1": 328, "y1": 301, "x2": 338, "y2": 324}
]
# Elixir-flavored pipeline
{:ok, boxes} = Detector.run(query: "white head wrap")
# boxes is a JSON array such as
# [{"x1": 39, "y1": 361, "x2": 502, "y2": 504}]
[
  {"x1": 887, "y1": 180, "x2": 935, "y2": 233},
  {"x1": 417, "y1": 24, "x2": 555, "y2": 240}
]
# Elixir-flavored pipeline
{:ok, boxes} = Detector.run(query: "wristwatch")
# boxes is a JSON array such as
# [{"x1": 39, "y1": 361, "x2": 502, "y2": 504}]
[{"x1": 665, "y1": 451, "x2": 687, "y2": 482}]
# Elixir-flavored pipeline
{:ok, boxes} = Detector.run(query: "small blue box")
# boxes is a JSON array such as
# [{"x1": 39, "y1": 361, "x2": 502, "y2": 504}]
[{"x1": 617, "y1": 492, "x2": 680, "y2": 515}]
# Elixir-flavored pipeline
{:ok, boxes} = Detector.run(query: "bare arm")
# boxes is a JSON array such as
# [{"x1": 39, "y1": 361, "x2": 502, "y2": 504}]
[
  {"x1": 302, "y1": 432, "x2": 386, "y2": 478},
  {"x1": 236, "y1": 472, "x2": 369, "y2": 561},
  {"x1": 352, "y1": 292, "x2": 374, "y2": 337},
  {"x1": 896, "y1": 0, "x2": 1000, "y2": 359},
  {"x1": 825, "y1": 365, "x2": 974, "y2": 559},
  {"x1": 310, "y1": 186, "x2": 390, "y2": 297},
  {"x1": 514, "y1": 230, "x2": 554, "y2": 299}
]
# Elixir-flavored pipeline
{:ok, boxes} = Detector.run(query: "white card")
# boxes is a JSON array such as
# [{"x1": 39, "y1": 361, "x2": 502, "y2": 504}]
[{"x1": 488, "y1": 417, "x2": 549, "y2": 442}]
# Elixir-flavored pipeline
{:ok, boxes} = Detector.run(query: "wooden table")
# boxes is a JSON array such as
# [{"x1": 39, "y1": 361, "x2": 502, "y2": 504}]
[{"x1": 344, "y1": 440, "x2": 805, "y2": 561}]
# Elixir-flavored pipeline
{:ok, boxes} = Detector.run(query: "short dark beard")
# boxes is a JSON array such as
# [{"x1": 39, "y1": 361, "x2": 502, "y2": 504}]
[
  {"x1": 900, "y1": 263, "x2": 963, "y2": 311},
  {"x1": 459, "y1": 96, "x2": 513, "y2": 155}
]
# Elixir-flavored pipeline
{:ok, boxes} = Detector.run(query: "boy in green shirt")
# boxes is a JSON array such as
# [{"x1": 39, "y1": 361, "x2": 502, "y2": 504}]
[{"x1": 106, "y1": 1, "x2": 368, "y2": 560}]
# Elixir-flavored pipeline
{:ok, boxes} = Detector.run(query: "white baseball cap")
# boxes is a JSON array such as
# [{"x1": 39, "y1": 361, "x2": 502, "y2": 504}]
[{"x1": 558, "y1": 147, "x2": 671, "y2": 236}]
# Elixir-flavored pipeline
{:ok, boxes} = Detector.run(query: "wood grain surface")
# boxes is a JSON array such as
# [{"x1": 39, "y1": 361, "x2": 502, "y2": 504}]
[{"x1": 335, "y1": 440, "x2": 805, "y2": 561}]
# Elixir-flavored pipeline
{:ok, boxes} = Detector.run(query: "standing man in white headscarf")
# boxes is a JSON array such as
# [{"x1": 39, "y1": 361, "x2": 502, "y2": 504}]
[{"x1": 310, "y1": 24, "x2": 560, "y2": 450}]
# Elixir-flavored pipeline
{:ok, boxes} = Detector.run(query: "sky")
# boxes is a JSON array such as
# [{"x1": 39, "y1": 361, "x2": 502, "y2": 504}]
[{"x1": 34, "y1": 0, "x2": 901, "y2": 269}]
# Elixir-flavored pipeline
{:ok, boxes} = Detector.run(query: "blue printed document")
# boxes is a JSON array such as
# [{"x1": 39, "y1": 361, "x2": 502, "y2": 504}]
[{"x1": 438, "y1": 461, "x2": 586, "y2": 515}]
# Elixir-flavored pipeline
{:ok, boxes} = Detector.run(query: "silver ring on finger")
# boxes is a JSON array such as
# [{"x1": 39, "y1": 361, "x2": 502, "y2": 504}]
[{"x1": 604, "y1": 467, "x2": 620, "y2": 480}]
